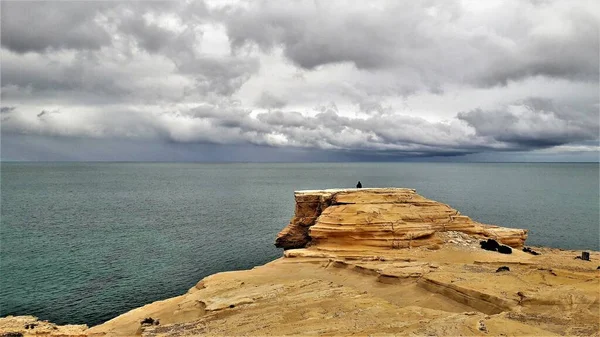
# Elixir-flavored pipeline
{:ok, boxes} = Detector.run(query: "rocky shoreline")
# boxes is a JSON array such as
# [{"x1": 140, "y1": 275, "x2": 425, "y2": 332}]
[{"x1": 2, "y1": 188, "x2": 599, "y2": 336}]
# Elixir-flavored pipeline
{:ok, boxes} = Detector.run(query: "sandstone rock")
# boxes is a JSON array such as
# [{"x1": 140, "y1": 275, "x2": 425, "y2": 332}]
[
  {"x1": 0, "y1": 316, "x2": 87, "y2": 337},
  {"x1": 276, "y1": 188, "x2": 528, "y2": 251},
  {"x1": 274, "y1": 191, "x2": 332, "y2": 249}
]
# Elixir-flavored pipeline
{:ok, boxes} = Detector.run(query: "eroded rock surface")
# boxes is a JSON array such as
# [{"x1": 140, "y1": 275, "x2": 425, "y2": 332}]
[
  {"x1": 0, "y1": 316, "x2": 87, "y2": 337},
  {"x1": 276, "y1": 188, "x2": 528, "y2": 251}
]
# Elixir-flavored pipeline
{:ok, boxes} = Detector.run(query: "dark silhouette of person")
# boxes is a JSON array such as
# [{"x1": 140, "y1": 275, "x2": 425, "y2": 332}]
[{"x1": 356, "y1": 181, "x2": 362, "y2": 188}]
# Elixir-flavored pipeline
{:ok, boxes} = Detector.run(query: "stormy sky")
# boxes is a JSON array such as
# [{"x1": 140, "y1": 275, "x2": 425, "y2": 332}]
[{"x1": 1, "y1": 0, "x2": 598, "y2": 162}]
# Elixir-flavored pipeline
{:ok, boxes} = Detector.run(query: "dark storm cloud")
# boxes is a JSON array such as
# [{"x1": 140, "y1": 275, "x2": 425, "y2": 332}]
[
  {"x1": 252, "y1": 108, "x2": 482, "y2": 153},
  {"x1": 457, "y1": 98, "x2": 599, "y2": 149},
  {"x1": 475, "y1": 11, "x2": 599, "y2": 86},
  {"x1": 1, "y1": 106, "x2": 16, "y2": 122},
  {"x1": 0, "y1": 1, "x2": 198, "y2": 54},
  {"x1": 0, "y1": 51, "x2": 129, "y2": 99},
  {"x1": 118, "y1": 16, "x2": 178, "y2": 54},
  {"x1": 221, "y1": 0, "x2": 599, "y2": 87},
  {"x1": 1, "y1": 96, "x2": 597, "y2": 159},
  {"x1": 114, "y1": 1, "x2": 209, "y2": 55},
  {"x1": 0, "y1": 1, "x2": 113, "y2": 53},
  {"x1": 221, "y1": 1, "x2": 409, "y2": 70},
  {"x1": 1, "y1": 107, "x2": 16, "y2": 114},
  {"x1": 37, "y1": 109, "x2": 60, "y2": 118},
  {"x1": 0, "y1": 1, "x2": 257, "y2": 104}
]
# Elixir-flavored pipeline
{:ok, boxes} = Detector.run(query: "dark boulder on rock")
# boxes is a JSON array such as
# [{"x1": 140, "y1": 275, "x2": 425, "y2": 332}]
[
  {"x1": 523, "y1": 247, "x2": 540, "y2": 255},
  {"x1": 140, "y1": 317, "x2": 155, "y2": 326},
  {"x1": 480, "y1": 239, "x2": 500, "y2": 251},
  {"x1": 480, "y1": 238, "x2": 512, "y2": 254},
  {"x1": 498, "y1": 245, "x2": 512, "y2": 254},
  {"x1": 1, "y1": 333, "x2": 24, "y2": 337}
]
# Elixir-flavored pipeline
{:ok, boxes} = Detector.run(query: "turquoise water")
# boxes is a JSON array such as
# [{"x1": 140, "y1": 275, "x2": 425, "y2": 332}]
[{"x1": 1, "y1": 162, "x2": 598, "y2": 325}]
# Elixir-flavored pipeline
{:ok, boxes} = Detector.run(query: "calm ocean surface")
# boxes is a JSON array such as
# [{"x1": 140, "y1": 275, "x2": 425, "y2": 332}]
[{"x1": 1, "y1": 162, "x2": 598, "y2": 325}]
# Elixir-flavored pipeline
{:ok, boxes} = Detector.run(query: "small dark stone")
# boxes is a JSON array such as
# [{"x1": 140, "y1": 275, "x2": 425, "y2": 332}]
[
  {"x1": 596, "y1": 266, "x2": 600, "y2": 269},
  {"x1": 1, "y1": 332, "x2": 24, "y2": 337},
  {"x1": 496, "y1": 266, "x2": 510, "y2": 272},
  {"x1": 582, "y1": 251, "x2": 590, "y2": 261},
  {"x1": 154, "y1": 319, "x2": 160, "y2": 326},
  {"x1": 523, "y1": 247, "x2": 540, "y2": 255},
  {"x1": 229, "y1": 304, "x2": 235, "y2": 308},
  {"x1": 498, "y1": 245, "x2": 513, "y2": 254},
  {"x1": 140, "y1": 317, "x2": 155, "y2": 326}
]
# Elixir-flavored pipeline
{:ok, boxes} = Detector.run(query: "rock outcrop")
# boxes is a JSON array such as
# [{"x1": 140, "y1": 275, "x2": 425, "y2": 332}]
[
  {"x1": 0, "y1": 316, "x2": 87, "y2": 337},
  {"x1": 275, "y1": 188, "x2": 528, "y2": 251}
]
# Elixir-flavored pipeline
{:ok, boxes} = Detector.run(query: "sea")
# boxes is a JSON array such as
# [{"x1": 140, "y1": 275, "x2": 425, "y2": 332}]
[{"x1": 1, "y1": 162, "x2": 598, "y2": 326}]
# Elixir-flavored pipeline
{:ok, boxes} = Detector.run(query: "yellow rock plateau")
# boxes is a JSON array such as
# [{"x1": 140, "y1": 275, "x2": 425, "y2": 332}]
[{"x1": 2, "y1": 188, "x2": 599, "y2": 337}]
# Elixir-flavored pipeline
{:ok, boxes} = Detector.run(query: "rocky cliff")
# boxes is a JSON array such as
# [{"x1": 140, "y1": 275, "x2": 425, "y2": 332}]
[
  {"x1": 2, "y1": 188, "x2": 598, "y2": 337},
  {"x1": 275, "y1": 188, "x2": 528, "y2": 251}
]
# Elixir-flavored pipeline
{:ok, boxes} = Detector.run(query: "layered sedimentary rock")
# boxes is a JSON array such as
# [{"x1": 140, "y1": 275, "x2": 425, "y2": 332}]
[{"x1": 276, "y1": 188, "x2": 528, "y2": 251}]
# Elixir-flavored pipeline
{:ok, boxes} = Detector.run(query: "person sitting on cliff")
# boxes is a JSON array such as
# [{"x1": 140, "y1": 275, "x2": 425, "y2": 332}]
[{"x1": 356, "y1": 181, "x2": 362, "y2": 188}]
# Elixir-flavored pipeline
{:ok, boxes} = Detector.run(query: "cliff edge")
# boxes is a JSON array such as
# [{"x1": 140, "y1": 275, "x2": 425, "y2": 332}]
[
  {"x1": 275, "y1": 188, "x2": 528, "y2": 251},
  {"x1": 2, "y1": 188, "x2": 598, "y2": 337}
]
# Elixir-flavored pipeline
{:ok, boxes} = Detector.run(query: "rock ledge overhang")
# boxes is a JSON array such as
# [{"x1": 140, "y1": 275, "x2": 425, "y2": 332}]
[{"x1": 275, "y1": 188, "x2": 528, "y2": 250}]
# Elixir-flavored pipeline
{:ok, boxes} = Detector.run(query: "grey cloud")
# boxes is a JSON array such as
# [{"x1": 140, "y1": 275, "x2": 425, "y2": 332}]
[
  {"x1": 177, "y1": 56, "x2": 260, "y2": 96},
  {"x1": 357, "y1": 100, "x2": 390, "y2": 116},
  {"x1": 0, "y1": 49, "x2": 257, "y2": 105},
  {"x1": 222, "y1": 1, "x2": 400, "y2": 70},
  {"x1": 115, "y1": 2, "x2": 208, "y2": 55},
  {"x1": 37, "y1": 109, "x2": 60, "y2": 118},
  {"x1": 119, "y1": 16, "x2": 178, "y2": 53},
  {"x1": 0, "y1": 50, "x2": 134, "y2": 101},
  {"x1": 253, "y1": 108, "x2": 478, "y2": 152},
  {"x1": 1, "y1": 107, "x2": 16, "y2": 114},
  {"x1": 256, "y1": 92, "x2": 287, "y2": 109},
  {"x1": 1, "y1": 106, "x2": 16, "y2": 121},
  {"x1": 476, "y1": 10, "x2": 599, "y2": 86},
  {"x1": 257, "y1": 110, "x2": 311, "y2": 128},
  {"x1": 0, "y1": 1, "x2": 199, "y2": 54},
  {"x1": 1, "y1": 95, "x2": 597, "y2": 158},
  {"x1": 221, "y1": 0, "x2": 599, "y2": 88},
  {"x1": 0, "y1": 1, "x2": 113, "y2": 53},
  {"x1": 457, "y1": 98, "x2": 599, "y2": 149}
]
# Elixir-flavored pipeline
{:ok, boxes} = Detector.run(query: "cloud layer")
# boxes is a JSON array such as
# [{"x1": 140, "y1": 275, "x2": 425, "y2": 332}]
[{"x1": 1, "y1": 0, "x2": 598, "y2": 161}]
